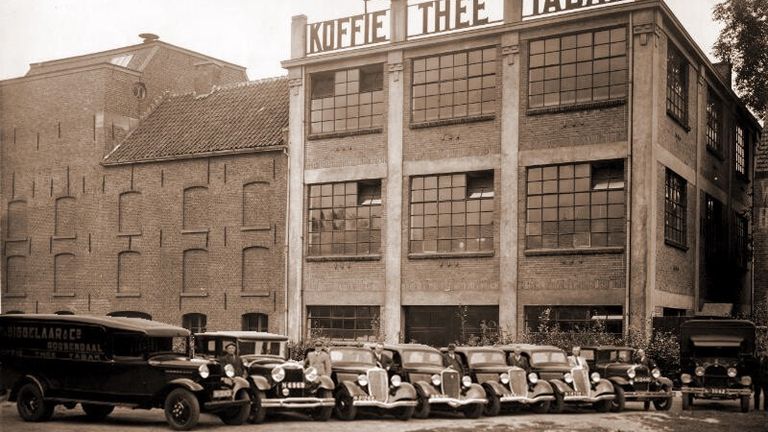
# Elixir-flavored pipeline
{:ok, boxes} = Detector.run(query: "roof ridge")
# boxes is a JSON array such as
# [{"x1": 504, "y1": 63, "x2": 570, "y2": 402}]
[{"x1": 181, "y1": 75, "x2": 288, "y2": 100}]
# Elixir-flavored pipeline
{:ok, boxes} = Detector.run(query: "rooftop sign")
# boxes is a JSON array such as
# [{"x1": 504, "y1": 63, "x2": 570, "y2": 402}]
[{"x1": 522, "y1": 0, "x2": 634, "y2": 20}]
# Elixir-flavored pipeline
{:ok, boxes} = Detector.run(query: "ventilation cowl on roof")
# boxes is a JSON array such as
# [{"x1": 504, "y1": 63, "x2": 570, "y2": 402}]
[{"x1": 139, "y1": 33, "x2": 160, "y2": 44}]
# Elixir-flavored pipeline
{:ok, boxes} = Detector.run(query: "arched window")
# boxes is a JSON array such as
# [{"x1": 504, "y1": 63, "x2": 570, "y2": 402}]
[
  {"x1": 242, "y1": 247, "x2": 270, "y2": 293},
  {"x1": 242, "y1": 182, "x2": 269, "y2": 227},
  {"x1": 55, "y1": 310, "x2": 75, "y2": 315},
  {"x1": 108, "y1": 311, "x2": 152, "y2": 320},
  {"x1": 183, "y1": 187, "x2": 209, "y2": 230},
  {"x1": 183, "y1": 249, "x2": 209, "y2": 294},
  {"x1": 7, "y1": 200, "x2": 27, "y2": 238},
  {"x1": 55, "y1": 196, "x2": 76, "y2": 237},
  {"x1": 117, "y1": 251, "x2": 141, "y2": 293},
  {"x1": 242, "y1": 313, "x2": 269, "y2": 331},
  {"x1": 54, "y1": 253, "x2": 76, "y2": 295},
  {"x1": 5, "y1": 256, "x2": 26, "y2": 295},
  {"x1": 119, "y1": 191, "x2": 142, "y2": 233},
  {"x1": 182, "y1": 313, "x2": 207, "y2": 333}
]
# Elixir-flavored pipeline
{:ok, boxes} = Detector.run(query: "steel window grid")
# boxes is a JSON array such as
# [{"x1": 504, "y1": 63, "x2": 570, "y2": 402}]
[
  {"x1": 307, "y1": 306, "x2": 380, "y2": 340},
  {"x1": 664, "y1": 169, "x2": 687, "y2": 247},
  {"x1": 666, "y1": 44, "x2": 689, "y2": 125},
  {"x1": 310, "y1": 67, "x2": 384, "y2": 134},
  {"x1": 736, "y1": 126, "x2": 746, "y2": 175},
  {"x1": 706, "y1": 92, "x2": 722, "y2": 153}
]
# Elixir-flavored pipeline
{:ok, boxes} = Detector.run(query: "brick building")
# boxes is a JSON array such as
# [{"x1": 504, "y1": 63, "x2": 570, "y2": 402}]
[
  {"x1": 282, "y1": 0, "x2": 761, "y2": 345},
  {"x1": 753, "y1": 118, "x2": 768, "y2": 315},
  {"x1": 0, "y1": 35, "x2": 289, "y2": 334}
]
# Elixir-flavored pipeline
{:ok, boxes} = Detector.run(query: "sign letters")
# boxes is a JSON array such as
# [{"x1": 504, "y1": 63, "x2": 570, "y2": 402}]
[
  {"x1": 307, "y1": 10, "x2": 389, "y2": 54},
  {"x1": 523, "y1": 0, "x2": 633, "y2": 19},
  {"x1": 410, "y1": 0, "x2": 492, "y2": 36}
]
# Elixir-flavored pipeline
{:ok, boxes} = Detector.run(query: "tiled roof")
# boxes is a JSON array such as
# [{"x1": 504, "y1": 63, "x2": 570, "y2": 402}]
[{"x1": 103, "y1": 77, "x2": 288, "y2": 164}]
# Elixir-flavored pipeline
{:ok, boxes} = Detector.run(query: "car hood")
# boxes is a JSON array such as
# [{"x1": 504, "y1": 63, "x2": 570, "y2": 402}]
[
  {"x1": 471, "y1": 366, "x2": 510, "y2": 374},
  {"x1": 403, "y1": 365, "x2": 446, "y2": 375}
]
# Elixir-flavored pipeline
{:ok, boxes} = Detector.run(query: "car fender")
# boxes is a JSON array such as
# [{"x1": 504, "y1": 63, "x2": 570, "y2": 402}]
[
  {"x1": 317, "y1": 375, "x2": 335, "y2": 391},
  {"x1": 390, "y1": 382, "x2": 417, "y2": 401},
  {"x1": 594, "y1": 379, "x2": 615, "y2": 396},
  {"x1": 657, "y1": 377, "x2": 673, "y2": 388},
  {"x1": 167, "y1": 378, "x2": 204, "y2": 393},
  {"x1": 337, "y1": 381, "x2": 368, "y2": 398},
  {"x1": 414, "y1": 381, "x2": 440, "y2": 398},
  {"x1": 465, "y1": 383, "x2": 486, "y2": 400},
  {"x1": 482, "y1": 381, "x2": 508, "y2": 397},
  {"x1": 10, "y1": 375, "x2": 48, "y2": 401},
  {"x1": 232, "y1": 376, "x2": 250, "y2": 394},
  {"x1": 531, "y1": 380, "x2": 554, "y2": 397},
  {"x1": 609, "y1": 376, "x2": 630, "y2": 386},
  {"x1": 250, "y1": 375, "x2": 272, "y2": 391},
  {"x1": 548, "y1": 379, "x2": 571, "y2": 395}
]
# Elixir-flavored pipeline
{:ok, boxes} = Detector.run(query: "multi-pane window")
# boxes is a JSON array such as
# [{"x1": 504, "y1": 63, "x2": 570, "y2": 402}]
[
  {"x1": 664, "y1": 169, "x2": 687, "y2": 247},
  {"x1": 526, "y1": 161, "x2": 625, "y2": 250},
  {"x1": 735, "y1": 214, "x2": 748, "y2": 267},
  {"x1": 528, "y1": 27, "x2": 627, "y2": 109},
  {"x1": 307, "y1": 306, "x2": 379, "y2": 341},
  {"x1": 736, "y1": 125, "x2": 747, "y2": 175},
  {"x1": 409, "y1": 171, "x2": 494, "y2": 254},
  {"x1": 524, "y1": 305, "x2": 623, "y2": 335},
  {"x1": 703, "y1": 194, "x2": 725, "y2": 262},
  {"x1": 310, "y1": 65, "x2": 384, "y2": 134},
  {"x1": 411, "y1": 47, "x2": 497, "y2": 123},
  {"x1": 706, "y1": 91, "x2": 722, "y2": 153},
  {"x1": 307, "y1": 181, "x2": 381, "y2": 256},
  {"x1": 182, "y1": 313, "x2": 207, "y2": 333},
  {"x1": 242, "y1": 313, "x2": 268, "y2": 332},
  {"x1": 666, "y1": 43, "x2": 689, "y2": 125}
]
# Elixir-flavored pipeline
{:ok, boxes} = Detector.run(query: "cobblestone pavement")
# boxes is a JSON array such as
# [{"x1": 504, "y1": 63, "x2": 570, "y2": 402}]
[{"x1": 1, "y1": 399, "x2": 766, "y2": 432}]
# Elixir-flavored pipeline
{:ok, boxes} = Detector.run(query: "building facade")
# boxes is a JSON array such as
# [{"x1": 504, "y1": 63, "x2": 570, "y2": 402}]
[
  {"x1": 283, "y1": 0, "x2": 761, "y2": 345},
  {"x1": 0, "y1": 36, "x2": 289, "y2": 334}
]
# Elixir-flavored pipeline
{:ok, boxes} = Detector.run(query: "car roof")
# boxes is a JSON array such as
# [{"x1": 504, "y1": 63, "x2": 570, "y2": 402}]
[
  {"x1": 581, "y1": 346, "x2": 635, "y2": 351},
  {"x1": 364, "y1": 342, "x2": 438, "y2": 352},
  {"x1": 195, "y1": 331, "x2": 288, "y2": 341},
  {"x1": 0, "y1": 314, "x2": 189, "y2": 337},
  {"x1": 501, "y1": 344, "x2": 564, "y2": 353},
  {"x1": 447, "y1": 346, "x2": 506, "y2": 353}
]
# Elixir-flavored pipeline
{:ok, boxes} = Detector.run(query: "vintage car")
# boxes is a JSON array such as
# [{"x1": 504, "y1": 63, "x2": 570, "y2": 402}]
[
  {"x1": 442, "y1": 346, "x2": 555, "y2": 416},
  {"x1": 194, "y1": 331, "x2": 335, "y2": 422},
  {"x1": 580, "y1": 346, "x2": 673, "y2": 411},
  {"x1": 505, "y1": 344, "x2": 616, "y2": 413},
  {"x1": 327, "y1": 345, "x2": 418, "y2": 420},
  {"x1": 679, "y1": 319, "x2": 756, "y2": 413},
  {"x1": 372, "y1": 343, "x2": 486, "y2": 418},
  {"x1": 0, "y1": 314, "x2": 250, "y2": 430}
]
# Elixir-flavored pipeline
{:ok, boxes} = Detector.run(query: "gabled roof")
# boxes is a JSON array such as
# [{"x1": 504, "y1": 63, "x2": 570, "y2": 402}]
[{"x1": 103, "y1": 77, "x2": 288, "y2": 165}]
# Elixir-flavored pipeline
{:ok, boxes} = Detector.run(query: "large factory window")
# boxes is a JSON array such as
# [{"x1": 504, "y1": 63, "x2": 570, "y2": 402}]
[
  {"x1": 409, "y1": 171, "x2": 494, "y2": 254},
  {"x1": 664, "y1": 169, "x2": 687, "y2": 248},
  {"x1": 528, "y1": 27, "x2": 627, "y2": 109},
  {"x1": 309, "y1": 65, "x2": 384, "y2": 135},
  {"x1": 307, "y1": 306, "x2": 380, "y2": 341},
  {"x1": 526, "y1": 160, "x2": 625, "y2": 250},
  {"x1": 666, "y1": 43, "x2": 689, "y2": 127},
  {"x1": 307, "y1": 180, "x2": 382, "y2": 256},
  {"x1": 524, "y1": 305, "x2": 623, "y2": 335},
  {"x1": 735, "y1": 125, "x2": 747, "y2": 176},
  {"x1": 411, "y1": 47, "x2": 497, "y2": 123},
  {"x1": 706, "y1": 90, "x2": 722, "y2": 154}
]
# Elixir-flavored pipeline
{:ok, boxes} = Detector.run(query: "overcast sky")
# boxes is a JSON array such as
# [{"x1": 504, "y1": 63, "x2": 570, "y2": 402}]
[{"x1": 0, "y1": 0, "x2": 721, "y2": 81}]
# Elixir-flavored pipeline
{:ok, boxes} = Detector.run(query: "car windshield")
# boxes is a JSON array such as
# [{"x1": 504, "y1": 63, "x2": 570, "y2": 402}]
[
  {"x1": 401, "y1": 349, "x2": 443, "y2": 367},
  {"x1": 690, "y1": 346, "x2": 741, "y2": 359},
  {"x1": 330, "y1": 348, "x2": 375, "y2": 365},
  {"x1": 467, "y1": 351, "x2": 506, "y2": 366},
  {"x1": 530, "y1": 351, "x2": 569, "y2": 366},
  {"x1": 597, "y1": 350, "x2": 633, "y2": 363},
  {"x1": 148, "y1": 336, "x2": 190, "y2": 356},
  {"x1": 239, "y1": 340, "x2": 286, "y2": 358}
]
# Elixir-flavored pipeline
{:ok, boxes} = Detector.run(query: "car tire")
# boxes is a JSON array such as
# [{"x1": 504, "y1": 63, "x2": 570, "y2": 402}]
[
  {"x1": 310, "y1": 389, "x2": 334, "y2": 421},
  {"x1": 334, "y1": 387, "x2": 357, "y2": 421},
  {"x1": 483, "y1": 390, "x2": 501, "y2": 416},
  {"x1": 652, "y1": 385, "x2": 673, "y2": 411},
  {"x1": 82, "y1": 403, "x2": 115, "y2": 421},
  {"x1": 682, "y1": 393, "x2": 693, "y2": 411},
  {"x1": 610, "y1": 385, "x2": 625, "y2": 413},
  {"x1": 532, "y1": 400, "x2": 551, "y2": 414},
  {"x1": 394, "y1": 405, "x2": 415, "y2": 421},
  {"x1": 413, "y1": 387, "x2": 430, "y2": 419},
  {"x1": 594, "y1": 399, "x2": 611, "y2": 413},
  {"x1": 549, "y1": 389, "x2": 565, "y2": 414},
  {"x1": 248, "y1": 390, "x2": 266, "y2": 424},
  {"x1": 164, "y1": 388, "x2": 200, "y2": 431},
  {"x1": 218, "y1": 389, "x2": 250, "y2": 425},
  {"x1": 463, "y1": 402, "x2": 484, "y2": 419},
  {"x1": 741, "y1": 395, "x2": 751, "y2": 413},
  {"x1": 16, "y1": 382, "x2": 54, "y2": 422}
]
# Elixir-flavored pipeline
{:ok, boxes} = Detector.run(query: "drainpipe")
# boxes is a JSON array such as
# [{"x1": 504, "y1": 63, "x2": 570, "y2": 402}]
[
  {"x1": 283, "y1": 145, "x2": 290, "y2": 336},
  {"x1": 624, "y1": 13, "x2": 635, "y2": 340}
]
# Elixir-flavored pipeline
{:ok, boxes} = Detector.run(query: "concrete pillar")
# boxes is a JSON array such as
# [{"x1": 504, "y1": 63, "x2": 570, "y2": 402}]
[
  {"x1": 291, "y1": 15, "x2": 307, "y2": 59},
  {"x1": 504, "y1": 0, "x2": 523, "y2": 24},
  {"x1": 391, "y1": 0, "x2": 407, "y2": 43},
  {"x1": 694, "y1": 65, "x2": 707, "y2": 313},
  {"x1": 499, "y1": 32, "x2": 520, "y2": 338}
]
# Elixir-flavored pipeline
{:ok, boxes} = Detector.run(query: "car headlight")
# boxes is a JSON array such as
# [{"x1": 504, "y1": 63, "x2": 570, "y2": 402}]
[
  {"x1": 681, "y1": 373, "x2": 692, "y2": 384},
  {"x1": 695, "y1": 366, "x2": 705, "y2": 377},
  {"x1": 358, "y1": 374, "x2": 368, "y2": 387},
  {"x1": 198, "y1": 364, "x2": 210, "y2": 379},
  {"x1": 431, "y1": 374, "x2": 441, "y2": 386},
  {"x1": 500, "y1": 373, "x2": 510, "y2": 384},
  {"x1": 741, "y1": 376, "x2": 752, "y2": 386},
  {"x1": 391, "y1": 375, "x2": 402, "y2": 387},
  {"x1": 627, "y1": 368, "x2": 636, "y2": 379},
  {"x1": 564, "y1": 373, "x2": 573, "y2": 384},
  {"x1": 651, "y1": 368, "x2": 661, "y2": 379},
  {"x1": 591, "y1": 372, "x2": 601, "y2": 383},
  {"x1": 727, "y1": 367, "x2": 737, "y2": 378},
  {"x1": 462, "y1": 376, "x2": 472, "y2": 388},
  {"x1": 305, "y1": 367, "x2": 319, "y2": 383},
  {"x1": 271, "y1": 366, "x2": 285, "y2": 382},
  {"x1": 528, "y1": 373, "x2": 539, "y2": 384},
  {"x1": 224, "y1": 364, "x2": 235, "y2": 378}
]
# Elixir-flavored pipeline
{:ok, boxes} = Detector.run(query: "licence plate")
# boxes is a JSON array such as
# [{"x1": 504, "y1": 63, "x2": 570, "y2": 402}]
[
  {"x1": 707, "y1": 389, "x2": 727, "y2": 395},
  {"x1": 213, "y1": 389, "x2": 233, "y2": 399}
]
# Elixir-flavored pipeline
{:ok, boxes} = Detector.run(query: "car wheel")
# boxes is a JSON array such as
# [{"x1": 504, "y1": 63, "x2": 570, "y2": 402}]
[
  {"x1": 16, "y1": 383, "x2": 54, "y2": 422},
  {"x1": 594, "y1": 399, "x2": 611, "y2": 413},
  {"x1": 532, "y1": 400, "x2": 551, "y2": 414},
  {"x1": 413, "y1": 387, "x2": 430, "y2": 419},
  {"x1": 652, "y1": 385, "x2": 673, "y2": 411},
  {"x1": 463, "y1": 402, "x2": 484, "y2": 419},
  {"x1": 248, "y1": 390, "x2": 266, "y2": 424},
  {"x1": 394, "y1": 405, "x2": 415, "y2": 421},
  {"x1": 682, "y1": 393, "x2": 693, "y2": 410},
  {"x1": 82, "y1": 403, "x2": 115, "y2": 421},
  {"x1": 483, "y1": 390, "x2": 501, "y2": 416},
  {"x1": 334, "y1": 387, "x2": 357, "y2": 421},
  {"x1": 610, "y1": 385, "x2": 625, "y2": 413},
  {"x1": 741, "y1": 395, "x2": 751, "y2": 413},
  {"x1": 549, "y1": 389, "x2": 565, "y2": 414},
  {"x1": 163, "y1": 388, "x2": 200, "y2": 431},
  {"x1": 310, "y1": 389, "x2": 334, "y2": 421},
  {"x1": 218, "y1": 389, "x2": 250, "y2": 425}
]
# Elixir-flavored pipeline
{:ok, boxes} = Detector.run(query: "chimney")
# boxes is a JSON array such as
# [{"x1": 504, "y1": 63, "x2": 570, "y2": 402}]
[
  {"x1": 713, "y1": 61, "x2": 733, "y2": 88},
  {"x1": 193, "y1": 61, "x2": 223, "y2": 96}
]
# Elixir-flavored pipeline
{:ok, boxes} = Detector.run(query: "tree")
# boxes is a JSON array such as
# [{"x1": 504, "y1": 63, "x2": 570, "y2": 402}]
[{"x1": 713, "y1": 0, "x2": 768, "y2": 116}]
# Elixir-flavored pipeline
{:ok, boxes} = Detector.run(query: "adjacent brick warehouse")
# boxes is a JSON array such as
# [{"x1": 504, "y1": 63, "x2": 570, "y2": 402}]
[
  {"x1": 0, "y1": 35, "x2": 290, "y2": 334},
  {"x1": 753, "y1": 115, "x2": 768, "y2": 314},
  {"x1": 282, "y1": 0, "x2": 761, "y2": 345}
]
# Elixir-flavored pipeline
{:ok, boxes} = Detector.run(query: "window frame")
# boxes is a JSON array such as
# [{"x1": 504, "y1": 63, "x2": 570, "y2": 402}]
[
  {"x1": 734, "y1": 213, "x2": 748, "y2": 269},
  {"x1": 524, "y1": 305, "x2": 624, "y2": 335},
  {"x1": 706, "y1": 89, "x2": 723, "y2": 156},
  {"x1": 666, "y1": 43, "x2": 689, "y2": 129},
  {"x1": 664, "y1": 169, "x2": 687, "y2": 249},
  {"x1": 306, "y1": 305, "x2": 380, "y2": 341},
  {"x1": 182, "y1": 313, "x2": 207, "y2": 334},
  {"x1": 241, "y1": 312, "x2": 269, "y2": 332},
  {"x1": 735, "y1": 124, "x2": 748, "y2": 177}
]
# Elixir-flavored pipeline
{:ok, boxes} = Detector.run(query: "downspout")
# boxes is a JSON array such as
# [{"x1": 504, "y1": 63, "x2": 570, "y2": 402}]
[
  {"x1": 283, "y1": 145, "x2": 290, "y2": 335},
  {"x1": 624, "y1": 13, "x2": 635, "y2": 339}
]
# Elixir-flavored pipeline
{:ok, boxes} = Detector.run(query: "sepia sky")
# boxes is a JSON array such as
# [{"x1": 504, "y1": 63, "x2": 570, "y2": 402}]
[{"x1": 0, "y1": 0, "x2": 722, "y2": 81}]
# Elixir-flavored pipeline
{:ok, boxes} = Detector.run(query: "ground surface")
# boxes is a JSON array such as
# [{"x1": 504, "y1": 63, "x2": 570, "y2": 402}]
[{"x1": 1, "y1": 399, "x2": 766, "y2": 431}]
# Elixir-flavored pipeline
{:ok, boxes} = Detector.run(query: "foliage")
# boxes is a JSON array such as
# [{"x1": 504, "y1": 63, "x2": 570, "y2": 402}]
[{"x1": 713, "y1": 0, "x2": 768, "y2": 116}]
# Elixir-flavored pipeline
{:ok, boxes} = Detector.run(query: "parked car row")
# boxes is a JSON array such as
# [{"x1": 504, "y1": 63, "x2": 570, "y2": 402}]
[{"x1": 0, "y1": 315, "x2": 758, "y2": 430}]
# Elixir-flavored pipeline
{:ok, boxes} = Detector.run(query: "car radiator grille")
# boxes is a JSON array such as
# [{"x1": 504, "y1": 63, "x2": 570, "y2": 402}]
[
  {"x1": 441, "y1": 370, "x2": 460, "y2": 398},
  {"x1": 572, "y1": 368, "x2": 590, "y2": 394},
  {"x1": 704, "y1": 365, "x2": 728, "y2": 388},
  {"x1": 508, "y1": 368, "x2": 528, "y2": 396},
  {"x1": 368, "y1": 369, "x2": 389, "y2": 402}
]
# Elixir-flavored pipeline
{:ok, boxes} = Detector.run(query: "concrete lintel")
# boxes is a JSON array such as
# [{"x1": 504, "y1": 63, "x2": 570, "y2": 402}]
[
  {"x1": 304, "y1": 164, "x2": 387, "y2": 184},
  {"x1": 304, "y1": 291, "x2": 384, "y2": 306},
  {"x1": 655, "y1": 146, "x2": 696, "y2": 185},
  {"x1": 403, "y1": 154, "x2": 500, "y2": 176},
  {"x1": 401, "y1": 291, "x2": 500, "y2": 306},
  {"x1": 652, "y1": 290, "x2": 695, "y2": 311},
  {"x1": 519, "y1": 142, "x2": 628, "y2": 167},
  {"x1": 697, "y1": 176, "x2": 729, "y2": 204}
]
